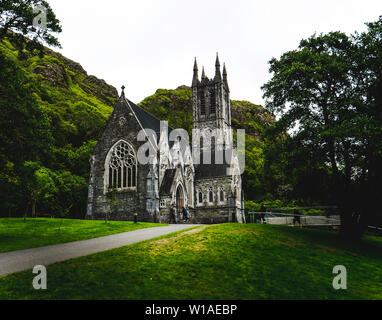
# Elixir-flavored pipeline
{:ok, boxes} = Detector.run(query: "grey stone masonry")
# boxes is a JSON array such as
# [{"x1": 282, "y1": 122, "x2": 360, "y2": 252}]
[{"x1": 87, "y1": 56, "x2": 244, "y2": 223}]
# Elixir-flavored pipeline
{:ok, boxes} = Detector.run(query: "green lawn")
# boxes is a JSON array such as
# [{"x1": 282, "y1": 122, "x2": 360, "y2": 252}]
[
  {"x1": 0, "y1": 223, "x2": 381, "y2": 299},
  {"x1": 0, "y1": 218, "x2": 167, "y2": 253}
]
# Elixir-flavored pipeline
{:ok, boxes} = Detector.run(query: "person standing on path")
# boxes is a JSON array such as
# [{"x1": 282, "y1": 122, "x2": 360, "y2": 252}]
[
  {"x1": 293, "y1": 207, "x2": 302, "y2": 227},
  {"x1": 182, "y1": 206, "x2": 189, "y2": 222},
  {"x1": 169, "y1": 205, "x2": 176, "y2": 224},
  {"x1": 259, "y1": 202, "x2": 267, "y2": 224}
]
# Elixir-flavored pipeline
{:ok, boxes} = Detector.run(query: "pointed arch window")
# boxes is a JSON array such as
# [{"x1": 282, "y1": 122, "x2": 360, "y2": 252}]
[
  {"x1": 208, "y1": 187, "x2": 214, "y2": 203},
  {"x1": 219, "y1": 186, "x2": 224, "y2": 202},
  {"x1": 198, "y1": 190, "x2": 203, "y2": 204},
  {"x1": 108, "y1": 141, "x2": 137, "y2": 190}
]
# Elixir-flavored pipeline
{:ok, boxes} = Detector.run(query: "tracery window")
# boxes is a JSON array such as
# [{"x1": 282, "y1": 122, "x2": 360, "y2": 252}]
[
  {"x1": 200, "y1": 91, "x2": 206, "y2": 115},
  {"x1": 108, "y1": 141, "x2": 137, "y2": 190}
]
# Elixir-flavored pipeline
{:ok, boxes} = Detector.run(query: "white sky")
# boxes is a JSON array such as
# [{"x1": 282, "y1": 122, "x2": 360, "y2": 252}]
[{"x1": 48, "y1": 0, "x2": 382, "y2": 105}]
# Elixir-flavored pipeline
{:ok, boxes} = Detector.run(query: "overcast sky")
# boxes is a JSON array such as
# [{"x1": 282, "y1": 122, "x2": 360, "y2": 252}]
[{"x1": 48, "y1": 0, "x2": 382, "y2": 105}]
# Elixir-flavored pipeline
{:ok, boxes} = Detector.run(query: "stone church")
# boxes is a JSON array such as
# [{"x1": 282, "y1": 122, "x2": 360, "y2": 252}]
[{"x1": 86, "y1": 55, "x2": 245, "y2": 224}]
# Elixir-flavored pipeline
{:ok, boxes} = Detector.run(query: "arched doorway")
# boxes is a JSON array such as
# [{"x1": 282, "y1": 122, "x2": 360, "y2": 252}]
[{"x1": 176, "y1": 184, "x2": 184, "y2": 217}]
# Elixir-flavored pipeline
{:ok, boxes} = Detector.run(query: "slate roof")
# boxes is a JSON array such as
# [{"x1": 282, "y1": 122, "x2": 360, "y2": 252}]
[
  {"x1": 159, "y1": 169, "x2": 176, "y2": 195},
  {"x1": 125, "y1": 98, "x2": 174, "y2": 145},
  {"x1": 127, "y1": 99, "x2": 162, "y2": 133},
  {"x1": 126, "y1": 99, "x2": 173, "y2": 133}
]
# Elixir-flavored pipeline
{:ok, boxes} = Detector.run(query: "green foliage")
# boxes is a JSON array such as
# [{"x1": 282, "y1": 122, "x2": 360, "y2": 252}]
[
  {"x1": 0, "y1": 0, "x2": 62, "y2": 55},
  {"x1": 23, "y1": 161, "x2": 57, "y2": 203},
  {"x1": 0, "y1": 34, "x2": 116, "y2": 218},
  {"x1": 138, "y1": 87, "x2": 194, "y2": 135},
  {"x1": 262, "y1": 18, "x2": 382, "y2": 234}
]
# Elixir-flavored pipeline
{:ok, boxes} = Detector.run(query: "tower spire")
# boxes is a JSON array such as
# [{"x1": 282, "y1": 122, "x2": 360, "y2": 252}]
[
  {"x1": 215, "y1": 52, "x2": 221, "y2": 81},
  {"x1": 193, "y1": 57, "x2": 198, "y2": 72},
  {"x1": 223, "y1": 63, "x2": 229, "y2": 91},
  {"x1": 201, "y1": 66, "x2": 206, "y2": 80},
  {"x1": 192, "y1": 57, "x2": 199, "y2": 87}
]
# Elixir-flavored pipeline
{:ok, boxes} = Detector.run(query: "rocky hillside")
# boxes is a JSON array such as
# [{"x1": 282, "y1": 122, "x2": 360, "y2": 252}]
[
  {"x1": 0, "y1": 36, "x2": 118, "y2": 148},
  {"x1": 138, "y1": 86, "x2": 275, "y2": 138}
]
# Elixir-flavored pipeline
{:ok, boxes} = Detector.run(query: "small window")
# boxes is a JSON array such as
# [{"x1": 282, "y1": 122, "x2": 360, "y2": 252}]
[
  {"x1": 198, "y1": 191, "x2": 203, "y2": 204},
  {"x1": 220, "y1": 187, "x2": 224, "y2": 202},
  {"x1": 160, "y1": 199, "x2": 166, "y2": 208}
]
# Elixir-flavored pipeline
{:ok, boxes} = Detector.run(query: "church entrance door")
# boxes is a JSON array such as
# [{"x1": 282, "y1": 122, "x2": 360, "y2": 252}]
[{"x1": 176, "y1": 185, "x2": 184, "y2": 218}]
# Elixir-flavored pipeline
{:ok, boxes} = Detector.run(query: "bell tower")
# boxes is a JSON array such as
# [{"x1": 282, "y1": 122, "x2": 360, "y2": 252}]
[
  {"x1": 192, "y1": 54, "x2": 231, "y2": 131},
  {"x1": 192, "y1": 54, "x2": 232, "y2": 155}
]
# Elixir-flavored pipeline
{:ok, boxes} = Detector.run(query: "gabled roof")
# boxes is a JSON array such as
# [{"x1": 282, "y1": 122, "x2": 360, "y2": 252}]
[
  {"x1": 125, "y1": 98, "x2": 173, "y2": 136},
  {"x1": 159, "y1": 169, "x2": 176, "y2": 195},
  {"x1": 126, "y1": 98, "x2": 161, "y2": 133}
]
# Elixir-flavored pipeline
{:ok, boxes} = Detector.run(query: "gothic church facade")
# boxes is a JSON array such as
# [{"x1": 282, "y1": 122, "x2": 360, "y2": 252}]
[{"x1": 86, "y1": 56, "x2": 245, "y2": 223}]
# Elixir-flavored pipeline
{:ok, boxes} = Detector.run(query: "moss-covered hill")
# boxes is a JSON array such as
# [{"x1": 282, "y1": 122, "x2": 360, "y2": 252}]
[
  {"x1": 0, "y1": 37, "x2": 118, "y2": 148},
  {"x1": 138, "y1": 85, "x2": 275, "y2": 138},
  {"x1": 0, "y1": 34, "x2": 274, "y2": 218},
  {"x1": 0, "y1": 35, "x2": 119, "y2": 218}
]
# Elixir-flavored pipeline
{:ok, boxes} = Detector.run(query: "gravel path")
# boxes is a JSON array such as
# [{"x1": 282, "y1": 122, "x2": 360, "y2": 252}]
[{"x1": 0, "y1": 224, "x2": 201, "y2": 277}]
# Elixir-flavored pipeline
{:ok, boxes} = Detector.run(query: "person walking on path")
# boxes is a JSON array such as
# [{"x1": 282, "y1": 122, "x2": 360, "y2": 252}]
[
  {"x1": 182, "y1": 206, "x2": 189, "y2": 222},
  {"x1": 169, "y1": 205, "x2": 176, "y2": 224},
  {"x1": 293, "y1": 207, "x2": 302, "y2": 227},
  {"x1": 259, "y1": 202, "x2": 267, "y2": 224}
]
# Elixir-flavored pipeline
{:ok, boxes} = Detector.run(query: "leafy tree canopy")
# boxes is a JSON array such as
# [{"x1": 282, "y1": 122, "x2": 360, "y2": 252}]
[
  {"x1": 262, "y1": 16, "x2": 382, "y2": 237},
  {"x1": 0, "y1": 0, "x2": 62, "y2": 55}
]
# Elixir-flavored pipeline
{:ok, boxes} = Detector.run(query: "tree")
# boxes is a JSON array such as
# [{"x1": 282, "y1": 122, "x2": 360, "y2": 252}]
[
  {"x1": 52, "y1": 170, "x2": 87, "y2": 219},
  {"x1": 0, "y1": 48, "x2": 53, "y2": 216},
  {"x1": 352, "y1": 16, "x2": 382, "y2": 228},
  {"x1": 0, "y1": 0, "x2": 62, "y2": 55},
  {"x1": 21, "y1": 162, "x2": 57, "y2": 221},
  {"x1": 261, "y1": 31, "x2": 376, "y2": 239},
  {"x1": 0, "y1": 161, "x2": 21, "y2": 217}
]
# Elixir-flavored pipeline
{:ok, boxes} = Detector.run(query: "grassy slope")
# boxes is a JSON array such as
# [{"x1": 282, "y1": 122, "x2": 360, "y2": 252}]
[
  {"x1": 0, "y1": 218, "x2": 167, "y2": 253},
  {"x1": 0, "y1": 223, "x2": 381, "y2": 300}
]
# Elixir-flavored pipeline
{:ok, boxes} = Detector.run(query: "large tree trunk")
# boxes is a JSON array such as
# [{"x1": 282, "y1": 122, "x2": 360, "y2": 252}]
[
  {"x1": 31, "y1": 200, "x2": 36, "y2": 218},
  {"x1": 342, "y1": 140, "x2": 352, "y2": 187},
  {"x1": 322, "y1": 103, "x2": 339, "y2": 178},
  {"x1": 23, "y1": 203, "x2": 29, "y2": 223}
]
